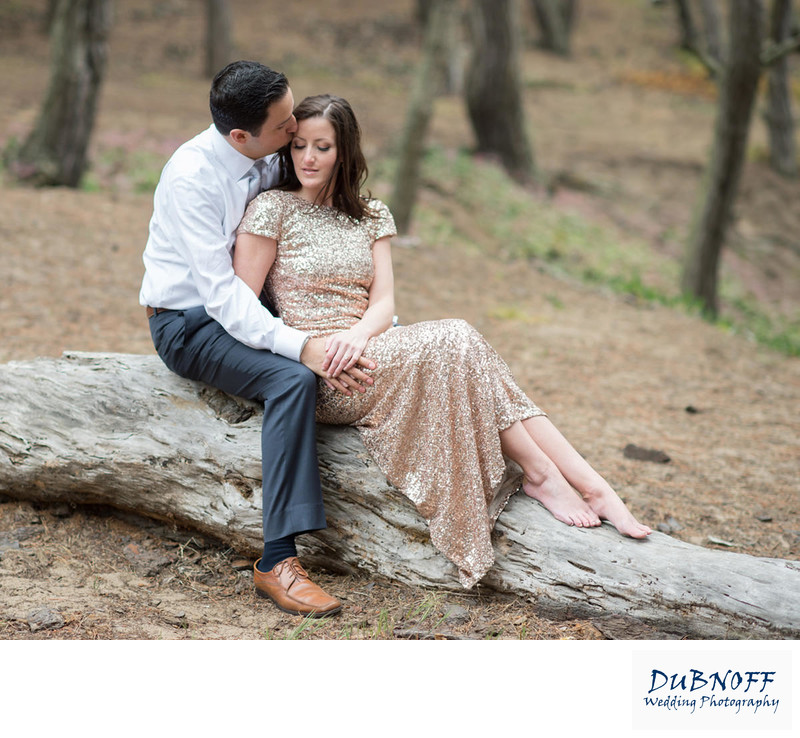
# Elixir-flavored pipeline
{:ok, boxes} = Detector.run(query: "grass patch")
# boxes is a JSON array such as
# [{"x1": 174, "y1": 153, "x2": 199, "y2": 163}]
[
  {"x1": 89, "y1": 147, "x2": 164, "y2": 194},
  {"x1": 390, "y1": 146, "x2": 798, "y2": 356},
  {"x1": 417, "y1": 146, "x2": 682, "y2": 299},
  {"x1": 723, "y1": 297, "x2": 800, "y2": 356},
  {"x1": 264, "y1": 613, "x2": 333, "y2": 640}
]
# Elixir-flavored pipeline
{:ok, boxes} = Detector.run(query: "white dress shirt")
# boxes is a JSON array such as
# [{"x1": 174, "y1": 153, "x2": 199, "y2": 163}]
[{"x1": 139, "y1": 124, "x2": 309, "y2": 362}]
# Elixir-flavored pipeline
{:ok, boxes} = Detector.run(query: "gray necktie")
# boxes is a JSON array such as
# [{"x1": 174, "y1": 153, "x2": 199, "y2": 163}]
[{"x1": 245, "y1": 159, "x2": 265, "y2": 203}]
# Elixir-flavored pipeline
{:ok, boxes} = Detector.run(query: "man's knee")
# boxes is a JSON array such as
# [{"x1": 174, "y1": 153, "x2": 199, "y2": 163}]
[{"x1": 280, "y1": 362, "x2": 317, "y2": 396}]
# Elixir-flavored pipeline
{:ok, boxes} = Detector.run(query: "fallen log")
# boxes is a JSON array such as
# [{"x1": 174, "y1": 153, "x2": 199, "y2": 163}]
[{"x1": 1, "y1": 351, "x2": 798, "y2": 638}]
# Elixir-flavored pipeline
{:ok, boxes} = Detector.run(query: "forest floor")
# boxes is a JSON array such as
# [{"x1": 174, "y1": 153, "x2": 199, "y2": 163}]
[{"x1": 0, "y1": 0, "x2": 798, "y2": 641}]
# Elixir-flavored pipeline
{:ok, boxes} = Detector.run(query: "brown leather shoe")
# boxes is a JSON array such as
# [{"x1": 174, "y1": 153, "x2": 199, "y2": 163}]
[{"x1": 253, "y1": 557, "x2": 342, "y2": 617}]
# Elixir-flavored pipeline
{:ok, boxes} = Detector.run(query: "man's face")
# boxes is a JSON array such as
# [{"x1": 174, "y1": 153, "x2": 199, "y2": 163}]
[{"x1": 241, "y1": 88, "x2": 297, "y2": 158}]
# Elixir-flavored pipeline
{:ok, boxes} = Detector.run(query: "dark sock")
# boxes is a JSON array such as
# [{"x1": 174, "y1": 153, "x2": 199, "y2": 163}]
[{"x1": 257, "y1": 534, "x2": 297, "y2": 572}]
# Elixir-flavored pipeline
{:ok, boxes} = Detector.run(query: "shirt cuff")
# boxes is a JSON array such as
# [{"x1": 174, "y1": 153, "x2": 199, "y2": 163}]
[{"x1": 272, "y1": 323, "x2": 310, "y2": 363}]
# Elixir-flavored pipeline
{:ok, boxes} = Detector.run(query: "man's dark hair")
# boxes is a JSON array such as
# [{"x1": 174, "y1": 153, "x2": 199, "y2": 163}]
[{"x1": 209, "y1": 60, "x2": 289, "y2": 136}]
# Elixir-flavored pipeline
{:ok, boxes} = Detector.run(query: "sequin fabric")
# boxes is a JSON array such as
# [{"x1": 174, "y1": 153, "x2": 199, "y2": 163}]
[{"x1": 239, "y1": 190, "x2": 545, "y2": 587}]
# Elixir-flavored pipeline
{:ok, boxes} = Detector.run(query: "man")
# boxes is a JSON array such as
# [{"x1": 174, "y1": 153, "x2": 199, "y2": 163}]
[{"x1": 140, "y1": 61, "x2": 373, "y2": 617}]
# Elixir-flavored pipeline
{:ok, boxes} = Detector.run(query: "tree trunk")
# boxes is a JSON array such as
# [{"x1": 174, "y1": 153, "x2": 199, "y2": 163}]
[
  {"x1": 12, "y1": 0, "x2": 112, "y2": 187},
  {"x1": 681, "y1": 0, "x2": 764, "y2": 316},
  {"x1": 529, "y1": 0, "x2": 575, "y2": 56},
  {"x1": 669, "y1": 0, "x2": 723, "y2": 77},
  {"x1": 764, "y1": 0, "x2": 798, "y2": 177},
  {"x1": 466, "y1": 0, "x2": 536, "y2": 184},
  {"x1": 416, "y1": 0, "x2": 467, "y2": 94},
  {"x1": 698, "y1": 0, "x2": 723, "y2": 67},
  {"x1": 1, "y1": 352, "x2": 798, "y2": 639},
  {"x1": 204, "y1": 0, "x2": 232, "y2": 79},
  {"x1": 416, "y1": 0, "x2": 435, "y2": 25},
  {"x1": 41, "y1": 0, "x2": 60, "y2": 34},
  {"x1": 672, "y1": 0, "x2": 699, "y2": 51},
  {"x1": 391, "y1": 0, "x2": 457, "y2": 234}
]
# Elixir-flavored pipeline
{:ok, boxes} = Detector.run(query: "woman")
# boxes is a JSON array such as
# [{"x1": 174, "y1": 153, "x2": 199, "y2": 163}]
[{"x1": 234, "y1": 94, "x2": 650, "y2": 588}]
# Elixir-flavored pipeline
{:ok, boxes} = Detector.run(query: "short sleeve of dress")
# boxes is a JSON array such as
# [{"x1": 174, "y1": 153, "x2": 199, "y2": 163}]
[
  {"x1": 366, "y1": 199, "x2": 397, "y2": 243},
  {"x1": 237, "y1": 190, "x2": 286, "y2": 241}
]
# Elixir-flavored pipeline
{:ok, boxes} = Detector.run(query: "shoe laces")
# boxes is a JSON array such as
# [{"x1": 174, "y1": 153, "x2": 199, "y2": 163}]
[
  {"x1": 275, "y1": 557, "x2": 310, "y2": 589},
  {"x1": 287, "y1": 558, "x2": 309, "y2": 580}
]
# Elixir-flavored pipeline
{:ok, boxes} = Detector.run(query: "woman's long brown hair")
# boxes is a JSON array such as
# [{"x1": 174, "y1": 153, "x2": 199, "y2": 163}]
[{"x1": 275, "y1": 94, "x2": 375, "y2": 220}]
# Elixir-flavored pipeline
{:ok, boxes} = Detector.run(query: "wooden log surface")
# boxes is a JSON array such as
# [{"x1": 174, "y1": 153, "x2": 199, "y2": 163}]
[{"x1": 1, "y1": 351, "x2": 798, "y2": 638}]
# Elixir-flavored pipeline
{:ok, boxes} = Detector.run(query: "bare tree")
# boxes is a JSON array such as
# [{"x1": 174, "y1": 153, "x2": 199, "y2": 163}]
[
  {"x1": 465, "y1": 0, "x2": 535, "y2": 184},
  {"x1": 763, "y1": 0, "x2": 798, "y2": 177},
  {"x1": 391, "y1": 0, "x2": 459, "y2": 234},
  {"x1": 681, "y1": 0, "x2": 765, "y2": 316},
  {"x1": 12, "y1": 0, "x2": 113, "y2": 187},
  {"x1": 672, "y1": 0, "x2": 700, "y2": 51},
  {"x1": 416, "y1": 0, "x2": 435, "y2": 24},
  {"x1": 665, "y1": 0, "x2": 724, "y2": 77},
  {"x1": 698, "y1": 0, "x2": 723, "y2": 67},
  {"x1": 204, "y1": 0, "x2": 232, "y2": 78},
  {"x1": 529, "y1": 0, "x2": 578, "y2": 56},
  {"x1": 41, "y1": 0, "x2": 60, "y2": 34},
  {"x1": 417, "y1": 0, "x2": 467, "y2": 94}
]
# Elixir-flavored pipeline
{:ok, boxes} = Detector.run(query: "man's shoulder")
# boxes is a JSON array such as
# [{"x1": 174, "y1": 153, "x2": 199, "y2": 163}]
[
  {"x1": 158, "y1": 129, "x2": 229, "y2": 198},
  {"x1": 167, "y1": 128, "x2": 217, "y2": 174}
]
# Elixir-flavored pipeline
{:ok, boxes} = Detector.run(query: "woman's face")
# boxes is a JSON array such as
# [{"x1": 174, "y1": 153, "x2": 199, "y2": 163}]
[{"x1": 291, "y1": 116, "x2": 338, "y2": 199}]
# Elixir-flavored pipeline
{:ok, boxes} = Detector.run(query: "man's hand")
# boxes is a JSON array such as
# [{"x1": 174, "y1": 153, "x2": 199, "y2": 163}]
[{"x1": 300, "y1": 337, "x2": 375, "y2": 396}]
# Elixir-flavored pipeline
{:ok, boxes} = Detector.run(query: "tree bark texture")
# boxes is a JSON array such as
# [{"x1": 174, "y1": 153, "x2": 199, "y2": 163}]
[
  {"x1": 764, "y1": 0, "x2": 798, "y2": 177},
  {"x1": 466, "y1": 0, "x2": 536, "y2": 184},
  {"x1": 1, "y1": 352, "x2": 799, "y2": 639},
  {"x1": 204, "y1": 0, "x2": 233, "y2": 79},
  {"x1": 391, "y1": 0, "x2": 457, "y2": 234},
  {"x1": 14, "y1": 0, "x2": 112, "y2": 187},
  {"x1": 681, "y1": 0, "x2": 764, "y2": 316}
]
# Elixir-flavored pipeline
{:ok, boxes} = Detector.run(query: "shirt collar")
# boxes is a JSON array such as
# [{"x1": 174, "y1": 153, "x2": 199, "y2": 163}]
[{"x1": 207, "y1": 124, "x2": 266, "y2": 181}]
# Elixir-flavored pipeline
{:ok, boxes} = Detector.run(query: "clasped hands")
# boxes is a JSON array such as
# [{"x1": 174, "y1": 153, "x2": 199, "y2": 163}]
[{"x1": 300, "y1": 329, "x2": 375, "y2": 396}]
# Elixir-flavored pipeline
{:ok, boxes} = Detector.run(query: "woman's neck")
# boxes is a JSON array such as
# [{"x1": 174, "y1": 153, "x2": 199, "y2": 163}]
[{"x1": 296, "y1": 186, "x2": 332, "y2": 207}]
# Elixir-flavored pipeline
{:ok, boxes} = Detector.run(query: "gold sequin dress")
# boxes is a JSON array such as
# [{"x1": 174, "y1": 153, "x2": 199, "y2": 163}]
[{"x1": 239, "y1": 190, "x2": 544, "y2": 587}]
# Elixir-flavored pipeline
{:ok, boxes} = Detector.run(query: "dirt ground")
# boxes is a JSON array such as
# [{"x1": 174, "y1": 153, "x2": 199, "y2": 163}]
[{"x1": 1, "y1": 0, "x2": 798, "y2": 641}]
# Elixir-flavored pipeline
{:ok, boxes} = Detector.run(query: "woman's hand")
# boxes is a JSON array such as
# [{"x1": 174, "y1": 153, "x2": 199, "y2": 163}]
[
  {"x1": 300, "y1": 337, "x2": 375, "y2": 396},
  {"x1": 323, "y1": 328, "x2": 371, "y2": 378}
]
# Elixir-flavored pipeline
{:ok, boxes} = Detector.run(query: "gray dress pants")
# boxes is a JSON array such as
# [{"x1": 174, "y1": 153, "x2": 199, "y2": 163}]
[{"x1": 148, "y1": 306, "x2": 326, "y2": 542}]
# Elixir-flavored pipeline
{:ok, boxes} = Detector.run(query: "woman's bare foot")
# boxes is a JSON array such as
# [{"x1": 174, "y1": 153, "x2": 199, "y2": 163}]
[
  {"x1": 522, "y1": 475, "x2": 601, "y2": 529},
  {"x1": 583, "y1": 486, "x2": 651, "y2": 539}
]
